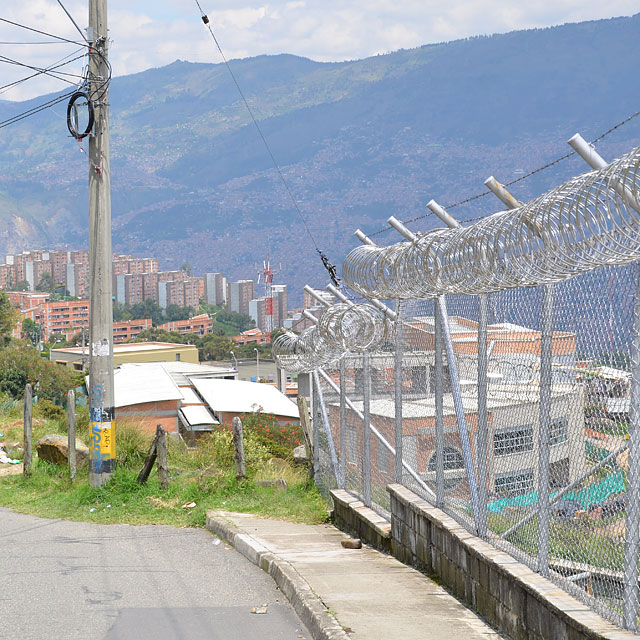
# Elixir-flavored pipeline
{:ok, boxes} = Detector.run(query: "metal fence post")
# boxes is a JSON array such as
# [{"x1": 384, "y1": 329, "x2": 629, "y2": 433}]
[
  {"x1": 437, "y1": 295, "x2": 480, "y2": 525},
  {"x1": 363, "y1": 353, "x2": 372, "y2": 507},
  {"x1": 339, "y1": 358, "x2": 347, "y2": 489},
  {"x1": 312, "y1": 369, "x2": 340, "y2": 486},
  {"x1": 434, "y1": 303, "x2": 445, "y2": 508},
  {"x1": 624, "y1": 264, "x2": 640, "y2": 630},
  {"x1": 394, "y1": 300, "x2": 404, "y2": 483},
  {"x1": 538, "y1": 284, "x2": 554, "y2": 577},
  {"x1": 312, "y1": 374, "x2": 320, "y2": 477},
  {"x1": 476, "y1": 294, "x2": 489, "y2": 538}
]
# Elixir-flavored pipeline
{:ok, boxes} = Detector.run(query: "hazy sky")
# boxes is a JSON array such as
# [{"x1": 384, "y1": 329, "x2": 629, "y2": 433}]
[{"x1": 0, "y1": 0, "x2": 637, "y2": 101}]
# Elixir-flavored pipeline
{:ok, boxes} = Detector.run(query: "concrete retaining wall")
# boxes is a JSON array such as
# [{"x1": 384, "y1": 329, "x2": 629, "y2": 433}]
[{"x1": 330, "y1": 485, "x2": 634, "y2": 640}]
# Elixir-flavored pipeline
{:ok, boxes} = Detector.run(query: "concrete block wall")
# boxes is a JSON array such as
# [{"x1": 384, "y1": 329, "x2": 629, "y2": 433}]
[
  {"x1": 331, "y1": 489, "x2": 391, "y2": 553},
  {"x1": 331, "y1": 485, "x2": 635, "y2": 640}
]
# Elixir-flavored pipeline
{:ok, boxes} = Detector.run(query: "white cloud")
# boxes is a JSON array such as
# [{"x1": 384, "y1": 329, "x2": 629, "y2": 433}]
[{"x1": 0, "y1": 0, "x2": 637, "y2": 100}]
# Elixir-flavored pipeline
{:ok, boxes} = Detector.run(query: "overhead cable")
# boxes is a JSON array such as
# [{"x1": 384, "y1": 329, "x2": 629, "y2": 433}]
[{"x1": 193, "y1": 1, "x2": 342, "y2": 284}]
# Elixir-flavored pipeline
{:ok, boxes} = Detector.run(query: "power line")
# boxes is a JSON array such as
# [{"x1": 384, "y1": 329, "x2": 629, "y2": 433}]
[
  {"x1": 0, "y1": 17, "x2": 87, "y2": 47},
  {"x1": 0, "y1": 41, "x2": 71, "y2": 45},
  {"x1": 55, "y1": 0, "x2": 89, "y2": 43},
  {"x1": 192, "y1": 1, "x2": 342, "y2": 284},
  {"x1": 0, "y1": 50, "x2": 85, "y2": 95},
  {"x1": 0, "y1": 90, "x2": 76, "y2": 130},
  {"x1": 0, "y1": 53, "x2": 86, "y2": 84}
]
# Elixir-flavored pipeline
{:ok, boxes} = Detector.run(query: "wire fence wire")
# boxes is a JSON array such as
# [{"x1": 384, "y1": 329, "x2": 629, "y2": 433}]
[{"x1": 311, "y1": 263, "x2": 640, "y2": 630}]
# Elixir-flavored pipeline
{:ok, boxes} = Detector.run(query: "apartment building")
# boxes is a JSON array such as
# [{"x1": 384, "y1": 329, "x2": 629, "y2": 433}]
[
  {"x1": 158, "y1": 314, "x2": 213, "y2": 336},
  {"x1": 227, "y1": 280, "x2": 254, "y2": 316},
  {"x1": 272, "y1": 284, "x2": 288, "y2": 328},
  {"x1": 303, "y1": 287, "x2": 335, "y2": 310},
  {"x1": 113, "y1": 317, "x2": 153, "y2": 343},
  {"x1": 204, "y1": 272, "x2": 226, "y2": 306}
]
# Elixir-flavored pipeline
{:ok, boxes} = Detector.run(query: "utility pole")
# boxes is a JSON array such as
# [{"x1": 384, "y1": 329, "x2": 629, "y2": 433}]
[{"x1": 88, "y1": 0, "x2": 115, "y2": 487}]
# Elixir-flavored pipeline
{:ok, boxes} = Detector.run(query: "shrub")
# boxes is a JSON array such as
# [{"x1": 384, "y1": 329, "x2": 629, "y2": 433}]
[
  {"x1": 241, "y1": 412, "x2": 304, "y2": 459},
  {"x1": 115, "y1": 420, "x2": 154, "y2": 468},
  {"x1": 0, "y1": 343, "x2": 75, "y2": 402},
  {"x1": 34, "y1": 398, "x2": 67, "y2": 426}
]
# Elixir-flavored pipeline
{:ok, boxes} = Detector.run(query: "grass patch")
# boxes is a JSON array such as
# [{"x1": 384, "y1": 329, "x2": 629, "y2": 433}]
[{"x1": 0, "y1": 413, "x2": 329, "y2": 528}]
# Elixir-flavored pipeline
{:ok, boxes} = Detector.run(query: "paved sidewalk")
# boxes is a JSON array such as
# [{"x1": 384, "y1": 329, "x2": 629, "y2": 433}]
[{"x1": 207, "y1": 511, "x2": 504, "y2": 640}]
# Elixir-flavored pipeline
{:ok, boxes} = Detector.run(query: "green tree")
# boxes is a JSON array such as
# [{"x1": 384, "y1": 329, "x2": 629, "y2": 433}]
[
  {"x1": 113, "y1": 301, "x2": 132, "y2": 322},
  {"x1": 0, "y1": 291, "x2": 17, "y2": 346},
  {"x1": 216, "y1": 308, "x2": 256, "y2": 332},
  {"x1": 199, "y1": 334, "x2": 232, "y2": 361},
  {"x1": 0, "y1": 343, "x2": 75, "y2": 402},
  {"x1": 180, "y1": 262, "x2": 193, "y2": 276},
  {"x1": 165, "y1": 304, "x2": 193, "y2": 322},
  {"x1": 14, "y1": 279, "x2": 31, "y2": 292},
  {"x1": 21, "y1": 318, "x2": 42, "y2": 346},
  {"x1": 133, "y1": 328, "x2": 190, "y2": 344},
  {"x1": 35, "y1": 272, "x2": 55, "y2": 293}
]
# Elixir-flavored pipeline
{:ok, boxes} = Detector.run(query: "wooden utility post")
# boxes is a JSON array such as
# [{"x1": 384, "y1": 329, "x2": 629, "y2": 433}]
[
  {"x1": 156, "y1": 425, "x2": 169, "y2": 490},
  {"x1": 23, "y1": 384, "x2": 32, "y2": 477},
  {"x1": 232, "y1": 417, "x2": 246, "y2": 479},
  {"x1": 87, "y1": 0, "x2": 115, "y2": 487},
  {"x1": 67, "y1": 390, "x2": 77, "y2": 481}
]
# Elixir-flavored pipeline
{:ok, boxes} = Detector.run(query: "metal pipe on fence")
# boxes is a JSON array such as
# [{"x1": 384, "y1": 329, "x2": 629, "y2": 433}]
[
  {"x1": 624, "y1": 263, "x2": 640, "y2": 630},
  {"x1": 312, "y1": 369, "x2": 340, "y2": 486},
  {"x1": 362, "y1": 353, "x2": 372, "y2": 507},
  {"x1": 67, "y1": 390, "x2": 76, "y2": 481},
  {"x1": 23, "y1": 383, "x2": 32, "y2": 477},
  {"x1": 317, "y1": 368, "x2": 436, "y2": 501},
  {"x1": 537, "y1": 284, "x2": 554, "y2": 577},
  {"x1": 476, "y1": 295, "x2": 489, "y2": 538},
  {"x1": 434, "y1": 305, "x2": 445, "y2": 508},
  {"x1": 339, "y1": 358, "x2": 347, "y2": 489},
  {"x1": 437, "y1": 296, "x2": 480, "y2": 527},
  {"x1": 394, "y1": 299, "x2": 404, "y2": 483}
]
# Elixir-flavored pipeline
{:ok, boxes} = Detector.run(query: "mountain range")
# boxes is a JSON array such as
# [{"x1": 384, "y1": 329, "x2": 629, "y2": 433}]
[{"x1": 1, "y1": 13, "x2": 640, "y2": 303}]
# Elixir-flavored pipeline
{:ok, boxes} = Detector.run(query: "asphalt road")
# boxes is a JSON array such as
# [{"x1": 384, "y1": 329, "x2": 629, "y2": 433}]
[{"x1": 0, "y1": 508, "x2": 310, "y2": 640}]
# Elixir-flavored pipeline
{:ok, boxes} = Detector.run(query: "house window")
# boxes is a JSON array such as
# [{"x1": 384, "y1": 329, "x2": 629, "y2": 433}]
[
  {"x1": 495, "y1": 469, "x2": 534, "y2": 496},
  {"x1": 427, "y1": 446, "x2": 464, "y2": 471},
  {"x1": 175, "y1": 353, "x2": 181, "y2": 361},
  {"x1": 378, "y1": 439, "x2": 388, "y2": 474},
  {"x1": 494, "y1": 425, "x2": 534, "y2": 456},
  {"x1": 347, "y1": 426, "x2": 358, "y2": 464},
  {"x1": 550, "y1": 417, "x2": 569, "y2": 445}
]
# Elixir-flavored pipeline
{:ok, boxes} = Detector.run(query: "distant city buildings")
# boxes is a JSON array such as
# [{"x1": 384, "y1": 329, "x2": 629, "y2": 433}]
[{"x1": 0, "y1": 247, "x2": 312, "y2": 342}]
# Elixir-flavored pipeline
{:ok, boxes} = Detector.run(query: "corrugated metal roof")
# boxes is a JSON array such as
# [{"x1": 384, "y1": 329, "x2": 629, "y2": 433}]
[
  {"x1": 191, "y1": 379, "x2": 299, "y2": 419},
  {"x1": 105, "y1": 363, "x2": 183, "y2": 408},
  {"x1": 179, "y1": 405, "x2": 219, "y2": 427},
  {"x1": 180, "y1": 387, "x2": 202, "y2": 404}
]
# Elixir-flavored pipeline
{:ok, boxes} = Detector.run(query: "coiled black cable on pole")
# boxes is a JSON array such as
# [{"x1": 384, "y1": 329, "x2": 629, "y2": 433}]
[{"x1": 66, "y1": 91, "x2": 94, "y2": 139}]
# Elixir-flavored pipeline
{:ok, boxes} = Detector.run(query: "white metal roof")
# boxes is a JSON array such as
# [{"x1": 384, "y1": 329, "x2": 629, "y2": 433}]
[
  {"x1": 191, "y1": 379, "x2": 299, "y2": 418},
  {"x1": 179, "y1": 405, "x2": 219, "y2": 427},
  {"x1": 161, "y1": 361, "x2": 236, "y2": 385},
  {"x1": 103, "y1": 363, "x2": 183, "y2": 408},
  {"x1": 180, "y1": 386, "x2": 203, "y2": 404}
]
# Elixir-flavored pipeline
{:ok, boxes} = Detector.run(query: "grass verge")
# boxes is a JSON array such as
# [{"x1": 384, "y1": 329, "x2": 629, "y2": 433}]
[{"x1": 0, "y1": 410, "x2": 329, "y2": 528}]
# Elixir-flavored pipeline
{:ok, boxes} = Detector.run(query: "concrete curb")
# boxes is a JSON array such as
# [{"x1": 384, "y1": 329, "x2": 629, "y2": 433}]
[{"x1": 206, "y1": 511, "x2": 350, "y2": 640}]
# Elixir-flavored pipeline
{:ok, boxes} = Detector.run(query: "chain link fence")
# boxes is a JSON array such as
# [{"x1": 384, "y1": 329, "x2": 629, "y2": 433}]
[{"x1": 309, "y1": 263, "x2": 639, "y2": 630}]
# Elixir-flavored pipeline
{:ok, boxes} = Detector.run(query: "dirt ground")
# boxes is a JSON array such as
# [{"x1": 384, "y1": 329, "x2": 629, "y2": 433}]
[{"x1": 0, "y1": 463, "x2": 23, "y2": 477}]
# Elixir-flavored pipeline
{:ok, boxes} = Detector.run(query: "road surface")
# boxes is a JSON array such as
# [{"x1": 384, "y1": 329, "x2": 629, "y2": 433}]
[{"x1": 0, "y1": 508, "x2": 310, "y2": 640}]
